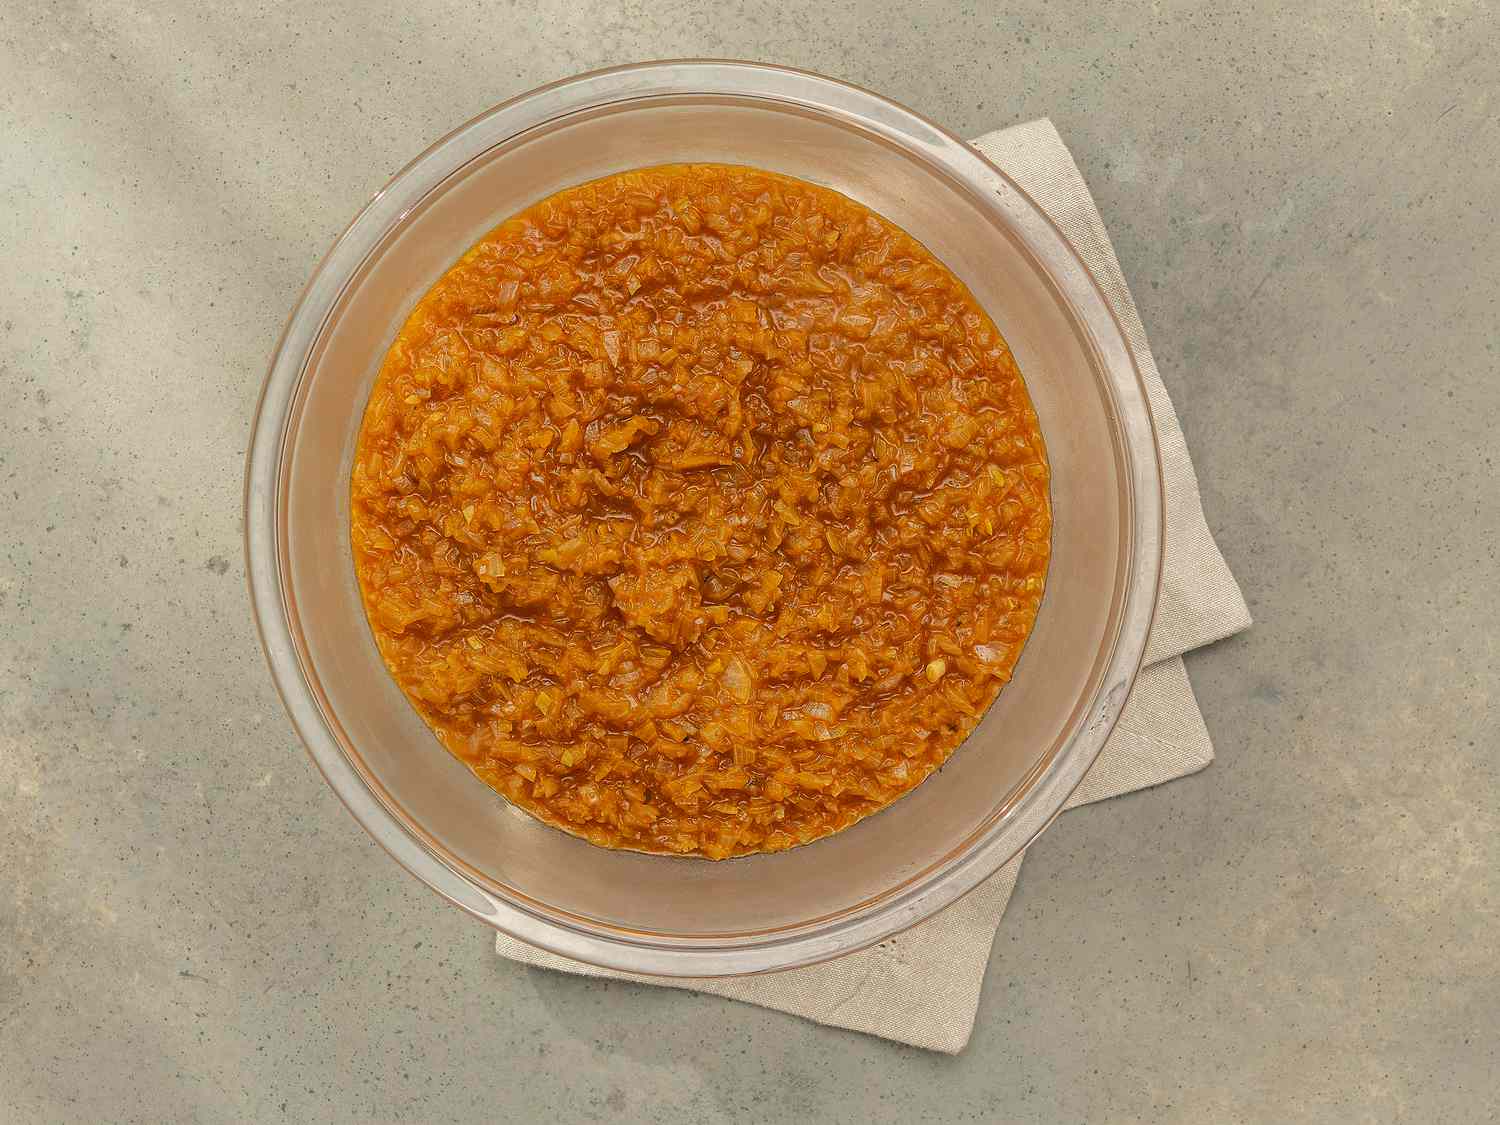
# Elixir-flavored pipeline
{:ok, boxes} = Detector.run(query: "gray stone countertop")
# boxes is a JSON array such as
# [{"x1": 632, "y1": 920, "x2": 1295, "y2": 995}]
[{"x1": 2, "y1": 3, "x2": 1496, "y2": 1121}]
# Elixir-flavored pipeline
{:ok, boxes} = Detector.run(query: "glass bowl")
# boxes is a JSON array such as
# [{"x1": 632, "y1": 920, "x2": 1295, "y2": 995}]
[{"x1": 245, "y1": 60, "x2": 1162, "y2": 976}]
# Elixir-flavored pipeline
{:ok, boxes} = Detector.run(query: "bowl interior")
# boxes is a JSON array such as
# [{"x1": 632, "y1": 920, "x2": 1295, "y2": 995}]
[{"x1": 279, "y1": 91, "x2": 1134, "y2": 943}]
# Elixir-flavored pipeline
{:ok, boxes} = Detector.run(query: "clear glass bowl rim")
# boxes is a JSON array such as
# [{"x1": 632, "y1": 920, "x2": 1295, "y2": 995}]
[{"x1": 244, "y1": 59, "x2": 1164, "y2": 976}]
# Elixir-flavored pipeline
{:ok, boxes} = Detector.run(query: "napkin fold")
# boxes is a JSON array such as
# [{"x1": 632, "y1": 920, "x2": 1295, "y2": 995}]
[{"x1": 494, "y1": 119, "x2": 1251, "y2": 1054}]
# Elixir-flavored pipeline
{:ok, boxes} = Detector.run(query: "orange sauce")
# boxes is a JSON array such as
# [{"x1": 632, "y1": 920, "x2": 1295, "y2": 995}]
[{"x1": 351, "y1": 164, "x2": 1050, "y2": 857}]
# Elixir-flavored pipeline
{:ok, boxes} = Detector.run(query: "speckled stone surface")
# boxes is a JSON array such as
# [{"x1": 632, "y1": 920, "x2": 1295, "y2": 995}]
[{"x1": 2, "y1": 3, "x2": 1497, "y2": 1121}]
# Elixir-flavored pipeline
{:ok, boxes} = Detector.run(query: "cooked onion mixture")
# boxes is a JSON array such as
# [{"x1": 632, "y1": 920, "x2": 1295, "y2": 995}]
[{"x1": 351, "y1": 164, "x2": 1050, "y2": 858}]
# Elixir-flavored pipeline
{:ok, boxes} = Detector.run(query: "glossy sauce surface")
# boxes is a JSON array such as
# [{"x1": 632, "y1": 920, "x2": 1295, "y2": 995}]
[{"x1": 351, "y1": 164, "x2": 1050, "y2": 858}]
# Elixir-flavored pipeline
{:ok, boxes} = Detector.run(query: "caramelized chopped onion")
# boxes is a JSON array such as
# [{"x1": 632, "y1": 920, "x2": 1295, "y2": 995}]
[{"x1": 351, "y1": 164, "x2": 1050, "y2": 858}]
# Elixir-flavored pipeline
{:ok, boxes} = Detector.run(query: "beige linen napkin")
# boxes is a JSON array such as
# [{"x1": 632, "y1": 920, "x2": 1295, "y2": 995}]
[{"x1": 494, "y1": 119, "x2": 1251, "y2": 1054}]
